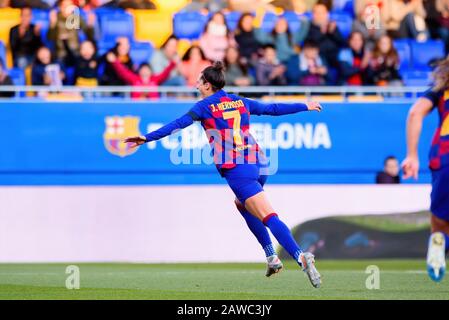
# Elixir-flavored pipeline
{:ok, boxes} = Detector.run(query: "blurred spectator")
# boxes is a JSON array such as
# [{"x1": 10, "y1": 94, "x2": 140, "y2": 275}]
[
  {"x1": 9, "y1": 7, "x2": 43, "y2": 69},
  {"x1": 338, "y1": 31, "x2": 371, "y2": 85},
  {"x1": 224, "y1": 46, "x2": 255, "y2": 86},
  {"x1": 305, "y1": 3, "x2": 346, "y2": 68},
  {"x1": 100, "y1": 37, "x2": 133, "y2": 86},
  {"x1": 376, "y1": 156, "x2": 401, "y2": 184},
  {"x1": 100, "y1": 0, "x2": 155, "y2": 9},
  {"x1": 256, "y1": 16, "x2": 309, "y2": 63},
  {"x1": 436, "y1": 0, "x2": 449, "y2": 52},
  {"x1": 255, "y1": 44, "x2": 287, "y2": 85},
  {"x1": 47, "y1": 0, "x2": 96, "y2": 62},
  {"x1": 229, "y1": 0, "x2": 277, "y2": 12},
  {"x1": 150, "y1": 35, "x2": 185, "y2": 86},
  {"x1": 10, "y1": 0, "x2": 50, "y2": 9},
  {"x1": 199, "y1": 11, "x2": 236, "y2": 62},
  {"x1": 423, "y1": 0, "x2": 440, "y2": 40},
  {"x1": 271, "y1": 0, "x2": 331, "y2": 12},
  {"x1": 366, "y1": 35, "x2": 402, "y2": 86},
  {"x1": 0, "y1": 58, "x2": 14, "y2": 98},
  {"x1": 117, "y1": 0, "x2": 156, "y2": 9},
  {"x1": 107, "y1": 52, "x2": 176, "y2": 99},
  {"x1": 234, "y1": 13, "x2": 262, "y2": 65},
  {"x1": 286, "y1": 40, "x2": 328, "y2": 85},
  {"x1": 64, "y1": 40, "x2": 98, "y2": 86},
  {"x1": 179, "y1": 45, "x2": 211, "y2": 87},
  {"x1": 182, "y1": 0, "x2": 228, "y2": 13},
  {"x1": 31, "y1": 46, "x2": 65, "y2": 85},
  {"x1": 353, "y1": 0, "x2": 386, "y2": 50},
  {"x1": 73, "y1": 0, "x2": 101, "y2": 10},
  {"x1": 382, "y1": 0, "x2": 429, "y2": 41}
]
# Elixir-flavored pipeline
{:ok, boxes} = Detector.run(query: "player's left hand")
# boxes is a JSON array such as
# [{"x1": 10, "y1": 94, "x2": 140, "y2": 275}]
[
  {"x1": 401, "y1": 156, "x2": 420, "y2": 180},
  {"x1": 306, "y1": 101, "x2": 322, "y2": 112},
  {"x1": 123, "y1": 136, "x2": 147, "y2": 149}
]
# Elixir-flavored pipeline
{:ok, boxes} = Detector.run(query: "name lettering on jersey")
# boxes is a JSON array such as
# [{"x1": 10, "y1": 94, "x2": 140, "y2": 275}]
[{"x1": 210, "y1": 99, "x2": 245, "y2": 112}]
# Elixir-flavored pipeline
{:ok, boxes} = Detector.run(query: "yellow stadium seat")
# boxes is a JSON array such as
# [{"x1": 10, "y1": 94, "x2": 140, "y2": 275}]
[
  {"x1": 0, "y1": 8, "x2": 21, "y2": 68},
  {"x1": 128, "y1": 9, "x2": 173, "y2": 48},
  {"x1": 152, "y1": 0, "x2": 189, "y2": 12}
]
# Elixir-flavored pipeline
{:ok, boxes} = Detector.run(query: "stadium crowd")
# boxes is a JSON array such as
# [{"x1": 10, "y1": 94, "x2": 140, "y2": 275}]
[{"x1": 0, "y1": 0, "x2": 448, "y2": 97}]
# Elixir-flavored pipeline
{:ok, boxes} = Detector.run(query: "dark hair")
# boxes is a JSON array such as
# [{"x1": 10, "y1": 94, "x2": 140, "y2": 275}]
[
  {"x1": 160, "y1": 35, "x2": 178, "y2": 49},
  {"x1": 182, "y1": 45, "x2": 207, "y2": 62},
  {"x1": 262, "y1": 43, "x2": 276, "y2": 51},
  {"x1": 271, "y1": 17, "x2": 292, "y2": 45},
  {"x1": 302, "y1": 40, "x2": 319, "y2": 50},
  {"x1": 138, "y1": 62, "x2": 152, "y2": 72},
  {"x1": 372, "y1": 35, "x2": 399, "y2": 63},
  {"x1": 201, "y1": 61, "x2": 226, "y2": 91},
  {"x1": 384, "y1": 156, "x2": 398, "y2": 165},
  {"x1": 235, "y1": 12, "x2": 255, "y2": 35}
]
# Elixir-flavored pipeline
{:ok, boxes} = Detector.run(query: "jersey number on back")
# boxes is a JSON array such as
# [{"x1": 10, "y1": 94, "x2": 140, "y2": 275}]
[{"x1": 222, "y1": 110, "x2": 243, "y2": 146}]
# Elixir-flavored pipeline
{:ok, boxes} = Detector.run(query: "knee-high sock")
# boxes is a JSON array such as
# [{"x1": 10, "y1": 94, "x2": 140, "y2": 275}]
[
  {"x1": 263, "y1": 213, "x2": 303, "y2": 264},
  {"x1": 236, "y1": 204, "x2": 276, "y2": 257}
]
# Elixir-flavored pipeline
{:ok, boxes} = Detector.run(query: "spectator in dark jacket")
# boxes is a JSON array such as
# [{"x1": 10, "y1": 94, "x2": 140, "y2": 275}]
[
  {"x1": 234, "y1": 13, "x2": 262, "y2": 66},
  {"x1": 0, "y1": 58, "x2": 14, "y2": 98},
  {"x1": 100, "y1": 37, "x2": 134, "y2": 86},
  {"x1": 64, "y1": 39, "x2": 98, "y2": 87},
  {"x1": 366, "y1": 35, "x2": 402, "y2": 86},
  {"x1": 376, "y1": 156, "x2": 401, "y2": 184},
  {"x1": 255, "y1": 44, "x2": 287, "y2": 86},
  {"x1": 305, "y1": 3, "x2": 346, "y2": 68},
  {"x1": 286, "y1": 40, "x2": 328, "y2": 85},
  {"x1": 9, "y1": 7, "x2": 43, "y2": 69},
  {"x1": 338, "y1": 31, "x2": 371, "y2": 85},
  {"x1": 31, "y1": 46, "x2": 65, "y2": 86}
]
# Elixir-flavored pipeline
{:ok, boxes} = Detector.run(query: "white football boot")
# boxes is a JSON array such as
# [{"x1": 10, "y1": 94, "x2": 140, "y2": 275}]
[
  {"x1": 427, "y1": 232, "x2": 446, "y2": 282},
  {"x1": 266, "y1": 255, "x2": 284, "y2": 277},
  {"x1": 299, "y1": 252, "x2": 321, "y2": 288}
]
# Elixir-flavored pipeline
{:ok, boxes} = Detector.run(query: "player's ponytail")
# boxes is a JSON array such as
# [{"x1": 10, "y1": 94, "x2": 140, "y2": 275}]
[
  {"x1": 432, "y1": 57, "x2": 449, "y2": 92},
  {"x1": 201, "y1": 61, "x2": 226, "y2": 92}
]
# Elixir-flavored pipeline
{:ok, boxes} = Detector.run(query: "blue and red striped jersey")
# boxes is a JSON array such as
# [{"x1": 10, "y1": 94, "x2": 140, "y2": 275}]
[
  {"x1": 422, "y1": 88, "x2": 449, "y2": 170},
  {"x1": 144, "y1": 90, "x2": 308, "y2": 174}
]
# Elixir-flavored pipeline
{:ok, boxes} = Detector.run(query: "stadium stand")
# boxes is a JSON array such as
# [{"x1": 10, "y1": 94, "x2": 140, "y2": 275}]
[
  {"x1": 131, "y1": 9, "x2": 173, "y2": 48},
  {"x1": 173, "y1": 11, "x2": 209, "y2": 40},
  {"x1": 130, "y1": 41, "x2": 154, "y2": 66},
  {"x1": 410, "y1": 40, "x2": 445, "y2": 71}
]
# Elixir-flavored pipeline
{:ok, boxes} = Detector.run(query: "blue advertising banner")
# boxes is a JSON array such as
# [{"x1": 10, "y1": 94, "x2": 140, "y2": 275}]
[{"x1": 0, "y1": 100, "x2": 438, "y2": 185}]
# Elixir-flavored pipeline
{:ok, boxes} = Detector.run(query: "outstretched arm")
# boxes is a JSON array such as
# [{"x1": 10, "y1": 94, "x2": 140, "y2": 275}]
[
  {"x1": 124, "y1": 113, "x2": 196, "y2": 148},
  {"x1": 401, "y1": 97, "x2": 434, "y2": 180},
  {"x1": 243, "y1": 98, "x2": 322, "y2": 116}
]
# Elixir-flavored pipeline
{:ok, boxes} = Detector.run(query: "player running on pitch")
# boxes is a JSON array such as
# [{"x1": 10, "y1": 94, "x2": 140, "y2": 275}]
[
  {"x1": 125, "y1": 62, "x2": 322, "y2": 288},
  {"x1": 402, "y1": 57, "x2": 449, "y2": 282}
]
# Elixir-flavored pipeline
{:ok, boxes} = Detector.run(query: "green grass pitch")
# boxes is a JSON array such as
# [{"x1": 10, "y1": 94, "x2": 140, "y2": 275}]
[{"x1": 0, "y1": 260, "x2": 447, "y2": 300}]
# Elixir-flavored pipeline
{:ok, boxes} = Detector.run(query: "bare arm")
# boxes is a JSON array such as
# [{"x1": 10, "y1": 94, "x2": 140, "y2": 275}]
[{"x1": 401, "y1": 97, "x2": 434, "y2": 179}]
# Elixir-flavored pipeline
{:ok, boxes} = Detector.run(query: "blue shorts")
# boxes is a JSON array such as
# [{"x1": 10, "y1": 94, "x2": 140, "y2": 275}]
[
  {"x1": 431, "y1": 166, "x2": 449, "y2": 221},
  {"x1": 223, "y1": 164, "x2": 268, "y2": 205}
]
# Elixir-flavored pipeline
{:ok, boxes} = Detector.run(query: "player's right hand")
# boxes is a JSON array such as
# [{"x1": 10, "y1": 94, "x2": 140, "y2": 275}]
[
  {"x1": 123, "y1": 136, "x2": 147, "y2": 149},
  {"x1": 401, "y1": 156, "x2": 419, "y2": 180}
]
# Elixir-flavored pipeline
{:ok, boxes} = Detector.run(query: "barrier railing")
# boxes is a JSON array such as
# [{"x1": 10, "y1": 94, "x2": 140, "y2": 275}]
[{"x1": 0, "y1": 85, "x2": 429, "y2": 101}]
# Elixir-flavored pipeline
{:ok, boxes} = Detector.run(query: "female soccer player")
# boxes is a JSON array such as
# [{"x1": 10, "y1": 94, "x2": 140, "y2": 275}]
[
  {"x1": 125, "y1": 62, "x2": 322, "y2": 288},
  {"x1": 402, "y1": 57, "x2": 449, "y2": 282}
]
